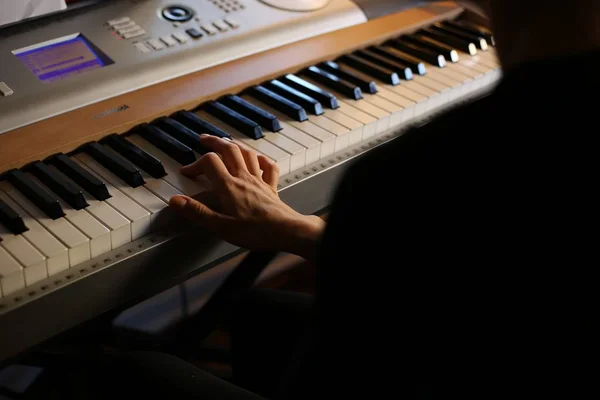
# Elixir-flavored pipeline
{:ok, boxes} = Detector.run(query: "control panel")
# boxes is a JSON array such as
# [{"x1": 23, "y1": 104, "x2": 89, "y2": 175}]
[{"x1": 0, "y1": 0, "x2": 367, "y2": 136}]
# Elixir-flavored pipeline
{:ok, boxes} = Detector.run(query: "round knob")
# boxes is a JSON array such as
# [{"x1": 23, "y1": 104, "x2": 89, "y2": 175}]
[
  {"x1": 258, "y1": 0, "x2": 331, "y2": 11},
  {"x1": 162, "y1": 5, "x2": 195, "y2": 22}
]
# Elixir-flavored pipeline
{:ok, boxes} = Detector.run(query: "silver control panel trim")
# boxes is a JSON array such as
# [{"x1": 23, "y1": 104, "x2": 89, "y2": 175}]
[{"x1": 0, "y1": 0, "x2": 367, "y2": 136}]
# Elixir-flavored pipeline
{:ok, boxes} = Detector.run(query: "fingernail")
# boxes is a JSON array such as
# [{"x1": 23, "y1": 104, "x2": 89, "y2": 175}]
[
  {"x1": 200, "y1": 134, "x2": 210, "y2": 137},
  {"x1": 169, "y1": 195, "x2": 190, "y2": 209}
]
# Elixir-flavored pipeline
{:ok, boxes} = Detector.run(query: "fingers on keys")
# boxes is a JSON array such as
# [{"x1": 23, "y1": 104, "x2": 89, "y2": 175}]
[{"x1": 180, "y1": 135, "x2": 277, "y2": 186}]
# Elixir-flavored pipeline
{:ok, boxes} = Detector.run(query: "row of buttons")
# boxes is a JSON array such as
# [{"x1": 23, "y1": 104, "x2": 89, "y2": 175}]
[
  {"x1": 187, "y1": 17, "x2": 239, "y2": 37},
  {"x1": 107, "y1": 17, "x2": 147, "y2": 39},
  {"x1": 134, "y1": 33, "x2": 188, "y2": 53},
  {"x1": 133, "y1": 17, "x2": 240, "y2": 53}
]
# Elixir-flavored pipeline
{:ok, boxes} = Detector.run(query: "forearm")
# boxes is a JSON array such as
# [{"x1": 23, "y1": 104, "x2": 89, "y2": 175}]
[{"x1": 282, "y1": 214, "x2": 326, "y2": 263}]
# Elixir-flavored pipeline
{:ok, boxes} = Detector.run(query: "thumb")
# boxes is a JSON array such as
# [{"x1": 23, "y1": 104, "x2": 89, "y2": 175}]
[{"x1": 169, "y1": 195, "x2": 226, "y2": 229}]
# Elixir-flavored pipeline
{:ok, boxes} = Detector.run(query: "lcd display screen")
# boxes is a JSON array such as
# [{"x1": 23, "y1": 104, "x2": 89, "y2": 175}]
[{"x1": 12, "y1": 33, "x2": 114, "y2": 83}]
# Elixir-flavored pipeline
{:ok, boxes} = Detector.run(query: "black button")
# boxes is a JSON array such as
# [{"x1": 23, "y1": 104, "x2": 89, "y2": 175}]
[{"x1": 186, "y1": 28, "x2": 203, "y2": 39}]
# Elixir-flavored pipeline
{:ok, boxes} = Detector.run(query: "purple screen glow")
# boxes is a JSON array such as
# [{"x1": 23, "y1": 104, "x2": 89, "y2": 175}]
[{"x1": 14, "y1": 35, "x2": 112, "y2": 83}]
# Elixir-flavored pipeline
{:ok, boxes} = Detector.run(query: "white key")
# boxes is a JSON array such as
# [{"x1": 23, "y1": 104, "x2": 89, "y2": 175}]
[
  {"x1": 0, "y1": 192, "x2": 66, "y2": 280},
  {"x1": 335, "y1": 63, "x2": 410, "y2": 123},
  {"x1": 412, "y1": 74, "x2": 452, "y2": 106},
  {"x1": 2, "y1": 179, "x2": 90, "y2": 267},
  {"x1": 205, "y1": 103, "x2": 307, "y2": 171},
  {"x1": 445, "y1": 61, "x2": 485, "y2": 92},
  {"x1": 75, "y1": 150, "x2": 169, "y2": 227},
  {"x1": 274, "y1": 122, "x2": 321, "y2": 165},
  {"x1": 429, "y1": 63, "x2": 476, "y2": 97},
  {"x1": 320, "y1": 109, "x2": 363, "y2": 146},
  {"x1": 0, "y1": 223, "x2": 47, "y2": 288},
  {"x1": 29, "y1": 169, "x2": 111, "y2": 259},
  {"x1": 196, "y1": 111, "x2": 292, "y2": 176},
  {"x1": 240, "y1": 95, "x2": 330, "y2": 161},
  {"x1": 298, "y1": 76, "x2": 371, "y2": 144},
  {"x1": 298, "y1": 81, "x2": 380, "y2": 140},
  {"x1": 0, "y1": 245, "x2": 26, "y2": 297},
  {"x1": 126, "y1": 135, "x2": 207, "y2": 197},
  {"x1": 260, "y1": 130, "x2": 307, "y2": 172},
  {"x1": 80, "y1": 190, "x2": 131, "y2": 249},
  {"x1": 70, "y1": 160, "x2": 151, "y2": 241},
  {"x1": 0, "y1": 183, "x2": 85, "y2": 271},
  {"x1": 345, "y1": 96, "x2": 391, "y2": 135},
  {"x1": 335, "y1": 101, "x2": 378, "y2": 141},
  {"x1": 308, "y1": 114, "x2": 350, "y2": 152},
  {"x1": 424, "y1": 69, "x2": 464, "y2": 102},
  {"x1": 457, "y1": 53, "x2": 495, "y2": 86}
]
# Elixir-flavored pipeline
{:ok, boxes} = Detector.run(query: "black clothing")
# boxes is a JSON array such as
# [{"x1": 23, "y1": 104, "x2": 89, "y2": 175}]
[
  {"x1": 101, "y1": 50, "x2": 599, "y2": 399},
  {"x1": 288, "y1": 49, "x2": 599, "y2": 399}
]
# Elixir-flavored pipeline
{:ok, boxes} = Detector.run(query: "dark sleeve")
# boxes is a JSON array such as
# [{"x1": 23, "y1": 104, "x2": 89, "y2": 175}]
[{"x1": 306, "y1": 118, "x2": 503, "y2": 397}]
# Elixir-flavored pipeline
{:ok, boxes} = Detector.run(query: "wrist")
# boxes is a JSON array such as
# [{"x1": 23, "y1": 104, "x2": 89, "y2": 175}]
[{"x1": 284, "y1": 214, "x2": 325, "y2": 262}]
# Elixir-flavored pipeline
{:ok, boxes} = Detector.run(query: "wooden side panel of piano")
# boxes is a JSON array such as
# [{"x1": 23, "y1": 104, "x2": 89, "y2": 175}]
[{"x1": 0, "y1": 2, "x2": 495, "y2": 365}]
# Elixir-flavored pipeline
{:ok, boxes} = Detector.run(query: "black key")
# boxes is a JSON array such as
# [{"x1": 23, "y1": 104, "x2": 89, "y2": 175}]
[
  {"x1": 404, "y1": 33, "x2": 462, "y2": 61},
  {"x1": 153, "y1": 117, "x2": 211, "y2": 154},
  {"x1": 2, "y1": 169, "x2": 64, "y2": 219},
  {"x1": 354, "y1": 49, "x2": 413, "y2": 80},
  {"x1": 367, "y1": 46, "x2": 427, "y2": 75},
  {"x1": 0, "y1": 198, "x2": 28, "y2": 234},
  {"x1": 202, "y1": 101, "x2": 263, "y2": 140},
  {"x1": 417, "y1": 27, "x2": 475, "y2": 56},
  {"x1": 264, "y1": 80, "x2": 323, "y2": 116},
  {"x1": 431, "y1": 22, "x2": 488, "y2": 50},
  {"x1": 45, "y1": 153, "x2": 111, "y2": 201},
  {"x1": 100, "y1": 133, "x2": 167, "y2": 178},
  {"x1": 445, "y1": 19, "x2": 495, "y2": 46},
  {"x1": 82, "y1": 142, "x2": 145, "y2": 187},
  {"x1": 171, "y1": 111, "x2": 232, "y2": 140},
  {"x1": 219, "y1": 95, "x2": 281, "y2": 132},
  {"x1": 23, "y1": 162, "x2": 88, "y2": 210},
  {"x1": 245, "y1": 85, "x2": 308, "y2": 122},
  {"x1": 280, "y1": 74, "x2": 339, "y2": 109},
  {"x1": 337, "y1": 53, "x2": 400, "y2": 85},
  {"x1": 386, "y1": 38, "x2": 446, "y2": 67},
  {"x1": 369, "y1": 46, "x2": 427, "y2": 75},
  {"x1": 302, "y1": 66, "x2": 363, "y2": 100},
  {"x1": 318, "y1": 61, "x2": 378, "y2": 94},
  {"x1": 135, "y1": 123, "x2": 197, "y2": 165}
]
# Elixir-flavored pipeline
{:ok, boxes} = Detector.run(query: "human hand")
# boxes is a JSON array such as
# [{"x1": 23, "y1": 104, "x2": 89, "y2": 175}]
[{"x1": 169, "y1": 135, "x2": 325, "y2": 261}]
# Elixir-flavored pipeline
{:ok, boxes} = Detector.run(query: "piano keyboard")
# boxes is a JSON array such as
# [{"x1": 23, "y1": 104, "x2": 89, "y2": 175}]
[{"x1": 0, "y1": 17, "x2": 500, "y2": 306}]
